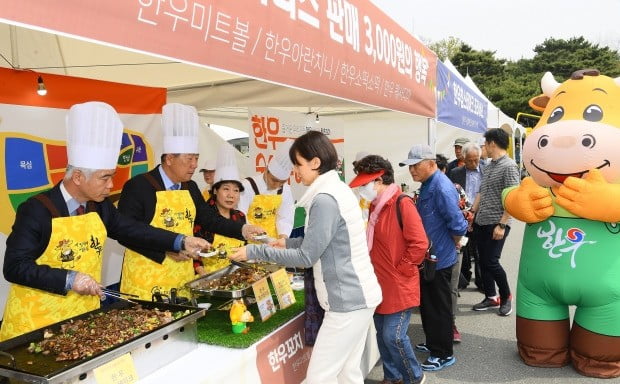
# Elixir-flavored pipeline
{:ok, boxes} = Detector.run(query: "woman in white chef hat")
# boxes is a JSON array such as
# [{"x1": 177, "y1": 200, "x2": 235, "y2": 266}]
[
  {"x1": 195, "y1": 144, "x2": 247, "y2": 275},
  {"x1": 238, "y1": 140, "x2": 295, "y2": 241}
]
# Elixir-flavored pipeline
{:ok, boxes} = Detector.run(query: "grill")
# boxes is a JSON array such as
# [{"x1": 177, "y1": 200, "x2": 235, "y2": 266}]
[{"x1": 0, "y1": 300, "x2": 205, "y2": 384}]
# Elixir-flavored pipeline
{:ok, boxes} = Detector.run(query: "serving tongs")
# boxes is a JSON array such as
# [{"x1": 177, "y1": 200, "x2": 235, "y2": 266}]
[{"x1": 101, "y1": 288, "x2": 140, "y2": 304}]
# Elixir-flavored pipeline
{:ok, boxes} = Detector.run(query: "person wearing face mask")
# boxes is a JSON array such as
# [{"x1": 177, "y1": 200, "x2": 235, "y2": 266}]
[{"x1": 350, "y1": 155, "x2": 429, "y2": 384}]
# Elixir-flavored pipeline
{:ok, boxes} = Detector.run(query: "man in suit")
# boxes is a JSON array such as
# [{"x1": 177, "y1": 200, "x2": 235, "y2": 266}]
[
  {"x1": 117, "y1": 103, "x2": 263, "y2": 300},
  {"x1": 0, "y1": 102, "x2": 208, "y2": 341}
]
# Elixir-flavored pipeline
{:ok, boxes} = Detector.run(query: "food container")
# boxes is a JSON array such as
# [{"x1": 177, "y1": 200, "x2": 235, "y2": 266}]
[
  {"x1": 0, "y1": 300, "x2": 205, "y2": 384},
  {"x1": 186, "y1": 263, "x2": 282, "y2": 299}
]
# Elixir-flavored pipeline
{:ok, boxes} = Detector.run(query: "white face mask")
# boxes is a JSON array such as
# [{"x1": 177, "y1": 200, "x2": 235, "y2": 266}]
[{"x1": 358, "y1": 181, "x2": 378, "y2": 201}]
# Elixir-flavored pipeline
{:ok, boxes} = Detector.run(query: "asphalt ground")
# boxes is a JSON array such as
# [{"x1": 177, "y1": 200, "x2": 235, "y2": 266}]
[{"x1": 364, "y1": 220, "x2": 617, "y2": 384}]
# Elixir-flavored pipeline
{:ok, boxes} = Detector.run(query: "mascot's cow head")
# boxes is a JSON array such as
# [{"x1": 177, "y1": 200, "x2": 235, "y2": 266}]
[{"x1": 525, "y1": 69, "x2": 620, "y2": 187}]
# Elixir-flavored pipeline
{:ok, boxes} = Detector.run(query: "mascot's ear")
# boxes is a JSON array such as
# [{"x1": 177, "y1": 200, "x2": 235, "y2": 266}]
[
  {"x1": 529, "y1": 94, "x2": 548, "y2": 112},
  {"x1": 529, "y1": 71, "x2": 561, "y2": 112}
]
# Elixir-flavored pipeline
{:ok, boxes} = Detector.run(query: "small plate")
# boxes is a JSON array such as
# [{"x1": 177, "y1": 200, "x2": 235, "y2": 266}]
[{"x1": 198, "y1": 250, "x2": 218, "y2": 258}]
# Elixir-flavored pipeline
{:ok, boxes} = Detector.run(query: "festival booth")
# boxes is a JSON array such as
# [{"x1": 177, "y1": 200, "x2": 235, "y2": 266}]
[{"x1": 0, "y1": 1, "x2": 443, "y2": 383}]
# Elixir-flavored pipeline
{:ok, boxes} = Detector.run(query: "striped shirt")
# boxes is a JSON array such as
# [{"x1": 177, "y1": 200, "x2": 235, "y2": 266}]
[{"x1": 475, "y1": 154, "x2": 520, "y2": 226}]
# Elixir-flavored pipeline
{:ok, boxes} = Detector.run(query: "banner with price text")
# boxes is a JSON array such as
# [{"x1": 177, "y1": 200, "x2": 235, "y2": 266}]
[{"x1": 0, "y1": 0, "x2": 437, "y2": 116}]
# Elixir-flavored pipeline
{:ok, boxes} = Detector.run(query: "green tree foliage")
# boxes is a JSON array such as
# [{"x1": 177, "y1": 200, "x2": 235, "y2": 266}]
[
  {"x1": 440, "y1": 37, "x2": 620, "y2": 123},
  {"x1": 427, "y1": 36, "x2": 463, "y2": 61}
]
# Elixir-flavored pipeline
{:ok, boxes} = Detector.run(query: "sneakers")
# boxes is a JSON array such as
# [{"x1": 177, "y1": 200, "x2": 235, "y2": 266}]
[
  {"x1": 498, "y1": 295, "x2": 513, "y2": 316},
  {"x1": 421, "y1": 356, "x2": 456, "y2": 371},
  {"x1": 453, "y1": 324, "x2": 462, "y2": 343},
  {"x1": 414, "y1": 343, "x2": 430, "y2": 353},
  {"x1": 380, "y1": 380, "x2": 403, "y2": 384},
  {"x1": 472, "y1": 296, "x2": 500, "y2": 311},
  {"x1": 413, "y1": 373, "x2": 426, "y2": 384}
]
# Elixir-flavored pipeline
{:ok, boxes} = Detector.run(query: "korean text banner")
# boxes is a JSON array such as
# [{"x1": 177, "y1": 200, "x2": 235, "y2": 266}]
[
  {"x1": 248, "y1": 107, "x2": 344, "y2": 202},
  {"x1": 0, "y1": 0, "x2": 437, "y2": 117},
  {"x1": 436, "y1": 60, "x2": 487, "y2": 133}
]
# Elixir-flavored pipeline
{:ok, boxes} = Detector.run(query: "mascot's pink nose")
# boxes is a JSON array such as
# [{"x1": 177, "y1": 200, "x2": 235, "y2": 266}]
[{"x1": 551, "y1": 135, "x2": 576, "y2": 148}]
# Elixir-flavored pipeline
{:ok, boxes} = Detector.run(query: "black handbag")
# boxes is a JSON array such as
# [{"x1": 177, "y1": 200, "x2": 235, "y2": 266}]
[{"x1": 418, "y1": 248, "x2": 437, "y2": 282}]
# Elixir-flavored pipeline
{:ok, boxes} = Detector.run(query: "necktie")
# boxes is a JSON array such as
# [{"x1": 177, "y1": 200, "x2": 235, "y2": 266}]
[
  {"x1": 170, "y1": 183, "x2": 180, "y2": 191},
  {"x1": 75, "y1": 205, "x2": 85, "y2": 216}
]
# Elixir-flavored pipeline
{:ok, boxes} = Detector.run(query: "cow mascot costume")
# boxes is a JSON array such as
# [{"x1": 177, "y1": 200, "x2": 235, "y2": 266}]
[{"x1": 503, "y1": 69, "x2": 620, "y2": 378}]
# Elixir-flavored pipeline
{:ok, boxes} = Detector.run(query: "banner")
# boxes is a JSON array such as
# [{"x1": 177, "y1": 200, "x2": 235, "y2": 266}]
[
  {"x1": 436, "y1": 60, "x2": 487, "y2": 133},
  {"x1": 0, "y1": 67, "x2": 166, "y2": 317},
  {"x1": 1, "y1": 0, "x2": 437, "y2": 117},
  {"x1": 248, "y1": 107, "x2": 344, "y2": 202}
]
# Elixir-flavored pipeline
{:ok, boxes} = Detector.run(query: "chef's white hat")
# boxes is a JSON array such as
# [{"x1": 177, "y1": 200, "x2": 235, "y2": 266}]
[
  {"x1": 66, "y1": 101, "x2": 123, "y2": 170},
  {"x1": 199, "y1": 157, "x2": 216, "y2": 172},
  {"x1": 213, "y1": 144, "x2": 243, "y2": 191},
  {"x1": 162, "y1": 103, "x2": 199, "y2": 154},
  {"x1": 268, "y1": 140, "x2": 293, "y2": 180}
]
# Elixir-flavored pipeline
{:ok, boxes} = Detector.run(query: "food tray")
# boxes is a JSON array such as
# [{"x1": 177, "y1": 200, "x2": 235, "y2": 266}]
[
  {"x1": 0, "y1": 300, "x2": 205, "y2": 384},
  {"x1": 186, "y1": 263, "x2": 282, "y2": 299}
]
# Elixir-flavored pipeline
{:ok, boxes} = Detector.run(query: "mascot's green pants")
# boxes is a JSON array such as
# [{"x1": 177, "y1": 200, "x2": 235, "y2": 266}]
[{"x1": 517, "y1": 216, "x2": 620, "y2": 378}]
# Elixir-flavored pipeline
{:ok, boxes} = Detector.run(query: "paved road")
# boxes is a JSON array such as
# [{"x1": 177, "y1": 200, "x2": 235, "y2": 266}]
[{"x1": 364, "y1": 221, "x2": 615, "y2": 384}]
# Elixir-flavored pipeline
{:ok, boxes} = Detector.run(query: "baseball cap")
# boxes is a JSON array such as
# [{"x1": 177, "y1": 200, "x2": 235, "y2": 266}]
[
  {"x1": 398, "y1": 144, "x2": 436, "y2": 167},
  {"x1": 454, "y1": 137, "x2": 470, "y2": 146}
]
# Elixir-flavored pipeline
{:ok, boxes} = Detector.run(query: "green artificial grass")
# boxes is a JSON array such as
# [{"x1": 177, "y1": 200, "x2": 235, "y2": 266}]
[{"x1": 196, "y1": 290, "x2": 305, "y2": 349}]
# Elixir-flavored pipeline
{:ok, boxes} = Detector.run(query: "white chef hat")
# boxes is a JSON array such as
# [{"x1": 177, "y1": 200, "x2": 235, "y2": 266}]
[
  {"x1": 162, "y1": 103, "x2": 199, "y2": 154},
  {"x1": 199, "y1": 157, "x2": 216, "y2": 172},
  {"x1": 66, "y1": 101, "x2": 123, "y2": 170},
  {"x1": 213, "y1": 144, "x2": 243, "y2": 191},
  {"x1": 268, "y1": 140, "x2": 293, "y2": 180}
]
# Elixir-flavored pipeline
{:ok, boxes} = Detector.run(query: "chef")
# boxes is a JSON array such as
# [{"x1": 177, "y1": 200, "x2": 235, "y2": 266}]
[
  {"x1": 238, "y1": 141, "x2": 295, "y2": 240},
  {"x1": 0, "y1": 101, "x2": 208, "y2": 341},
  {"x1": 117, "y1": 103, "x2": 262, "y2": 300}
]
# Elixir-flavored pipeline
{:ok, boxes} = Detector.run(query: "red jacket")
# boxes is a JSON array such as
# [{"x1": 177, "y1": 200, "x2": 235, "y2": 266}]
[{"x1": 369, "y1": 191, "x2": 428, "y2": 314}]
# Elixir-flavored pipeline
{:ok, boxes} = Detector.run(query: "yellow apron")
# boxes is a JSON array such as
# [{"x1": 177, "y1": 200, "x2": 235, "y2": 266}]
[
  {"x1": 246, "y1": 187, "x2": 283, "y2": 240},
  {"x1": 0, "y1": 211, "x2": 106, "y2": 341},
  {"x1": 201, "y1": 233, "x2": 245, "y2": 274},
  {"x1": 202, "y1": 189, "x2": 211, "y2": 202},
  {"x1": 120, "y1": 190, "x2": 195, "y2": 300}
]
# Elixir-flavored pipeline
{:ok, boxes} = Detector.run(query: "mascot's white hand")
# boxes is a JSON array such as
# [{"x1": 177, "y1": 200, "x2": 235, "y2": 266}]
[
  {"x1": 556, "y1": 168, "x2": 620, "y2": 222},
  {"x1": 504, "y1": 177, "x2": 554, "y2": 223}
]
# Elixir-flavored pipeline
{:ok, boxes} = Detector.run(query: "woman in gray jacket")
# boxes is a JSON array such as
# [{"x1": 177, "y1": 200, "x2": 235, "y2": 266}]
[{"x1": 230, "y1": 131, "x2": 382, "y2": 384}]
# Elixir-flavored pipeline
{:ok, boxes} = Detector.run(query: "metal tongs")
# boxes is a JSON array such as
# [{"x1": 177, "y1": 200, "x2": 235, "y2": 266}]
[{"x1": 101, "y1": 287, "x2": 140, "y2": 304}]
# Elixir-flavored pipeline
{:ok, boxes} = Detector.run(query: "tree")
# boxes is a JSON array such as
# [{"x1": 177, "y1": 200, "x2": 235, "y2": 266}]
[
  {"x1": 427, "y1": 36, "x2": 463, "y2": 61},
  {"x1": 441, "y1": 37, "x2": 620, "y2": 120}
]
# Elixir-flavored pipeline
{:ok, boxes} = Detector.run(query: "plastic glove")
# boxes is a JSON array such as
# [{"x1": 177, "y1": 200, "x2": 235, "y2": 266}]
[
  {"x1": 72, "y1": 272, "x2": 103, "y2": 297},
  {"x1": 241, "y1": 224, "x2": 266, "y2": 240},
  {"x1": 183, "y1": 236, "x2": 210, "y2": 254}
]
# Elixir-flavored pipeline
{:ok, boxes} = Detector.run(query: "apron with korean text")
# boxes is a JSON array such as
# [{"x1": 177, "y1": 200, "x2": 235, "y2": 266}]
[
  {"x1": 201, "y1": 233, "x2": 245, "y2": 274},
  {"x1": 245, "y1": 177, "x2": 282, "y2": 240},
  {"x1": 120, "y1": 189, "x2": 195, "y2": 301},
  {"x1": 0, "y1": 208, "x2": 106, "y2": 341}
]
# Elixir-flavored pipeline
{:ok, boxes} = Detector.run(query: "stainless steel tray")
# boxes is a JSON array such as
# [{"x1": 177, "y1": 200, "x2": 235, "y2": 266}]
[
  {"x1": 0, "y1": 300, "x2": 205, "y2": 384},
  {"x1": 186, "y1": 263, "x2": 282, "y2": 299}
]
